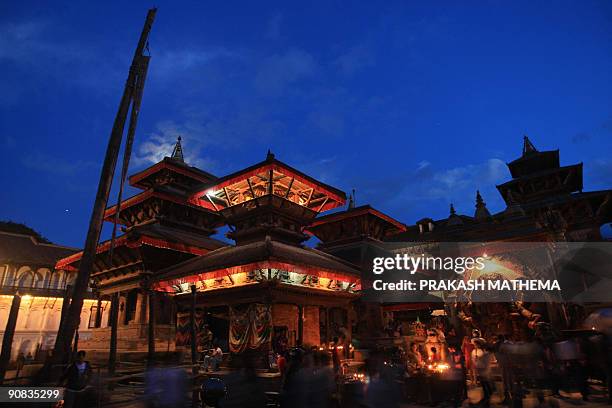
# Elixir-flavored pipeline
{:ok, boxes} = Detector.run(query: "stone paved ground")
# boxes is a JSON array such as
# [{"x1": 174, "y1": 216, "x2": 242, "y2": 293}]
[
  {"x1": 100, "y1": 371, "x2": 611, "y2": 408},
  {"x1": 9, "y1": 363, "x2": 604, "y2": 408}
]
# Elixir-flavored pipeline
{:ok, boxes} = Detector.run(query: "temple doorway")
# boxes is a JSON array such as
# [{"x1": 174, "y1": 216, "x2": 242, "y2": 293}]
[{"x1": 205, "y1": 306, "x2": 229, "y2": 352}]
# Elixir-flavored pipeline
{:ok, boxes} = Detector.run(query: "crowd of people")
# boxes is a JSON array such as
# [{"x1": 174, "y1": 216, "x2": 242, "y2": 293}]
[{"x1": 381, "y1": 321, "x2": 612, "y2": 407}]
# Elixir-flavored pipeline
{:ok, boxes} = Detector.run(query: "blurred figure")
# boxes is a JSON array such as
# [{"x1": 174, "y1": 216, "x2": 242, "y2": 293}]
[
  {"x1": 144, "y1": 362, "x2": 188, "y2": 408},
  {"x1": 201, "y1": 324, "x2": 213, "y2": 350},
  {"x1": 363, "y1": 353, "x2": 400, "y2": 408},
  {"x1": 462, "y1": 336, "x2": 475, "y2": 384},
  {"x1": 217, "y1": 354, "x2": 266, "y2": 408},
  {"x1": 331, "y1": 337, "x2": 342, "y2": 376},
  {"x1": 277, "y1": 353, "x2": 287, "y2": 378},
  {"x1": 15, "y1": 352, "x2": 25, "y2": 379},
  {"x1": 310, "y1": 351, "x2": 336, "y2": 408},
  {"x1": 448, "y1": 346, "x2": 468, "y2": 404},
  {"x1": 471, "y1": 338, "x2": 493, "y2": 406},
  {"x1": 280, "y1": 348, "x2": 309, "y2": 408},
  {"x1": 493, "y1": 335, "x2": 511, "y2": 405},
  {"x1": 59, "y1": 350, "x2": 92, "y2": 408}
]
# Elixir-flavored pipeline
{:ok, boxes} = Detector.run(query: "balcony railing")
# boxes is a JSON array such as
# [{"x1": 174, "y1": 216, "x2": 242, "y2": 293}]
[{"x1": 0, "y1": 285, "x2": 96, "y2": 299}]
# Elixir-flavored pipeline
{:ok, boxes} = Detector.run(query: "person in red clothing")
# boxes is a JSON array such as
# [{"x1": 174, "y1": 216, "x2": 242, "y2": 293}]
[
  {"x1": 331, "y1": 337, "x2": 342, "y2": 375},
  {"x1": 461, "y1": 335, "x2": 475, "y2": 384},
  {"x1": 277, "y1": 353, "x2": 287, "y2": 377}
]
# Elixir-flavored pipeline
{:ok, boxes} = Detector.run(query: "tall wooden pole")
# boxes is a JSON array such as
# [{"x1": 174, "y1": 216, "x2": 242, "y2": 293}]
[
  {"x1": 47, "y1": 9, "x2": 156, "y2": 372},
  {"x1": 0, "y1": 294, "x2": 21, "y2": 383},
  {"x1": 190, "y1": 285, "x2": 198, "y2": 376},
  {"x1": 108, "y1": 293, "x2": 119, "y2": 377},
  {"x1": 58, "y1": 285, "x2": 72, "y2": 343}
]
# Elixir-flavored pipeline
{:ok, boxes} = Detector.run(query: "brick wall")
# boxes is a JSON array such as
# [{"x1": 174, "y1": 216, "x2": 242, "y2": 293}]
[
  {"x1": 303, "y1": 306, "x2": 320, "y2": 347},
  {"x1": 272, "y1": 304, "x2": 298, "y2": 346}
]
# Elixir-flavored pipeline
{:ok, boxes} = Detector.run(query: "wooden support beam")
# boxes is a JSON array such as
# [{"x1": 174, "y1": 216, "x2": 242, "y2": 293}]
[
  {"x1": 205, "y1": 194, "x2": 219, "y2": 211},
  {"x1": 57, "y1": 284, "x2": 73, "y2": 362},
  {"x1": 284, "y1": 177, "x2": 295, "y2": 198},
  {"x1": 316, "y1": 197, "x2": 329, "y2": 212},
  {"x1": 0, "y1": 294, "x2": 21, "y2": 383},
  {"x1": 305, "y1": 188, "x2": 315, "y2": 206},
  {"x1": 246, "y1": 178, "x2": 260, "y2": 206},
  {"x1": 223, "y1": 187, "x2": 232, "y2": 206}
]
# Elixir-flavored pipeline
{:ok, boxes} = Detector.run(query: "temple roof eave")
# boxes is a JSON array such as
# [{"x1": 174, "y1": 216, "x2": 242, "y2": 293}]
[
  {"x1": 103, "y1": 187, "x2": 222, "y2": 222},
  {"x1": 55, "y1": 224, "x2": 228, "y2": 270},
  {"x1": 188, "y1": 157, "x2": 347, "y2": 209},
  {"x1": 152, "y1": 238, "x2": 362, "y2": 287},
  {"x1": 128, "y1": 157, "x2": 217, "y2": 189},
  {"x1": 308, "y1": 204, "x2": 407, "y2": 232}
]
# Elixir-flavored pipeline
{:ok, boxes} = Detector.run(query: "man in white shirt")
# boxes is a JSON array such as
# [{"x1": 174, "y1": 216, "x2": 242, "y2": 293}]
[{"x1": 204, "y1": 345, "x2": 223, "y2": 372}]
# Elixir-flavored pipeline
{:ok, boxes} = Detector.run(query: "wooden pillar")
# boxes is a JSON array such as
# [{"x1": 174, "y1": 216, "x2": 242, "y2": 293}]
[
  {"x1": 190, "y1": 285, "x2": 198, "y2": 376},
  {"x1": 95, "y1": 297, "x2": 103, "y2": 328},
  {"x1": 136, "y1": 291, "x2": 147, "y2": 324},
  {"x1": 325, "y1": 307, "x2": 331, "y2": 343},
  {"x1": 147, "y1": 290, "x2": 156, "y2": 366},
  {"x1": 0, "y1": 294, "x2": 21, "y2": 383},
  {"x1": 297, "y1": 304, "x2": 304, "y2": 346},
  {"x1": 108, "y1": 292, "x2": 119, "y2": 376}
]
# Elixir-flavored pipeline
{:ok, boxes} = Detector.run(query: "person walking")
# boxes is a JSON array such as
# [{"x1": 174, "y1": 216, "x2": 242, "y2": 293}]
[{"x1": 471, "y1": 338, "x2": 493, "y2": 407}]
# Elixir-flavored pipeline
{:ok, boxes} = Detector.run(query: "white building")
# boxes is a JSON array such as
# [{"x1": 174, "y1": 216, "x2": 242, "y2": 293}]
[{"x1": 0, "y1": 228, "x2": 104, "y2": 360}]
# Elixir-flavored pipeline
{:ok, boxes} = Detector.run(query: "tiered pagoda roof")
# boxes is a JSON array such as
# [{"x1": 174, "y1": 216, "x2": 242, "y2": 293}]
[
  {"x1": 497, "y1": 136, "x2": 583, "y2": 205},
  {"x1": 152, "y1": 151, "x2": 361, "y2": 296},
  {"x1": 387, "y1": 137, "x2": 612, "y2": 242},
  {"x1": 307, "y1": 204, "x2": 406, "y2": 248},
  {"x1": 188, "y1": 151, "x2": 345, "y2": 214}
]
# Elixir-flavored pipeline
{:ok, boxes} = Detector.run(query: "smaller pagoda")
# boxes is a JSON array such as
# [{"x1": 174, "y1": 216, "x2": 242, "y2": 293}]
[{"x1": 56, "y1": 138, "x2": 227, "y2": 352}]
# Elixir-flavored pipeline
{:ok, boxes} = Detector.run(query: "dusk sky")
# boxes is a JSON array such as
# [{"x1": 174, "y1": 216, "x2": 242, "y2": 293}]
[{"x1": 1, "y1": 1, "x2": 611, "y2": 247}]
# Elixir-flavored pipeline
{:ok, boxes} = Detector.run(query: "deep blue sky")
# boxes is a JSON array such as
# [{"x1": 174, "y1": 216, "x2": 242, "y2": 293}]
[{"x1": 1, "y1": 1, "x2": 611, "y2": 247}]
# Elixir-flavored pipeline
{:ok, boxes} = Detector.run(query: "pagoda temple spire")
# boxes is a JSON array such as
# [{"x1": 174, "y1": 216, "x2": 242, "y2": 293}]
[
  {"x1": 447, "y1": 203, "x2": 464, "y2": 226},
  {"x1": 522, "y1": 135, "x2": 537, "y2": 156},
  {"x1": 348, "y1": 189, "x2": 356, "y2": 209},
  {"x1": 474, "y1": 190, "x2": 491, "y2": 220},
  {"x1": 171, "y1": 136, "x2": 184, "y2": 162}
]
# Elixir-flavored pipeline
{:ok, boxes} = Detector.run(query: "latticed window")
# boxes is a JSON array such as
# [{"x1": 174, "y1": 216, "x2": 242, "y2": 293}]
[{"x1": 89, "y1": 305, "x2": 99, "y2": 328}]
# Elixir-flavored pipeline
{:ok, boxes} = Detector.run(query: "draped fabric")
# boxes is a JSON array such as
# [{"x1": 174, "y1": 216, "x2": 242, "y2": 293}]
[
  {"x1": 229, "y1": 304, "x2": 271, "y2": 353},
  {"x1": 175, "y1": 311, "x2": 205, "y2": 347}
]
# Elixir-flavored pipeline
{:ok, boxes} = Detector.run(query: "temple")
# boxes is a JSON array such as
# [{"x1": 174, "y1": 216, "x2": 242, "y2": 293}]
[
  {"x1": 55, "y1": 138, "x2": 227, "y2": 354},
  {"x1": 48, "y1": 136, "x2": 612, "y2": 362},
  {"x1": 384, "y1": 136, "x2": 611, "y2": 243}
]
